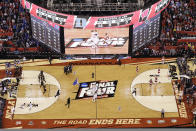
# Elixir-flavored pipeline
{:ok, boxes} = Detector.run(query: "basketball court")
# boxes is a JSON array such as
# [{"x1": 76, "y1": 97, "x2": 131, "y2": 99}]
[
  {"x1": 12, "y1": 61, "x2": 179, "y2": 119},
  {"x1": 1, "y1": 58, "x2": 195, "y2": 128}
]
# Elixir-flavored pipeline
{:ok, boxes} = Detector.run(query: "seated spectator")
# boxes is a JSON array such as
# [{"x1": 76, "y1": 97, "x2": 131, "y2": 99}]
[
  {"x1": 0, "y1": 0, "x2": 48, "y2": 56},
  {"x1": 135, "y1": 0, "x2": 196, "y2": 57}
]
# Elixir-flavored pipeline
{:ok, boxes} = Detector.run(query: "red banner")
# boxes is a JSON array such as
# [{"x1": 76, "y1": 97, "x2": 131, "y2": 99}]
[{"x1": 22, "y1": 0, "x2": 170, "y2": 29}]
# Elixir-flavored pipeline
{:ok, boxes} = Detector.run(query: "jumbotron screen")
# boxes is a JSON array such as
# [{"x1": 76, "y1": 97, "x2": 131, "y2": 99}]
[
  {"x1": 132, "y1": 13, "x2": 161, "y2": 53},
  {"x1": 64, "y1": 27, "x2": 129, "y2": 55},
  {"x1": 31, "y1": 15, "x2": 61, "y2": 52}
]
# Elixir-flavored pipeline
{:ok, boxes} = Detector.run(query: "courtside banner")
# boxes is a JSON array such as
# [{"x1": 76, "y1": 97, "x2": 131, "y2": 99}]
[
  {"x1": 22, "y1": 0, "x2": 170, "y2": 29},
  {"x1": 76, "y1": 80, "x2": 118, "y2": 99}
]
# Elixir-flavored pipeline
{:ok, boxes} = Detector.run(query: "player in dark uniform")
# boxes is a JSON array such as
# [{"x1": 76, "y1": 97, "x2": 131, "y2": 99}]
[
  {"x1": 66, "y1": 97, "x2": 71, "y2": 108},
  {"x1": 64, "y1": 66, "x2": 67, "y2": 74},
  {"x1": 132, "y1": 88, "x2": 136, "y2": 96},
  {"x1": 55, "y1": 89, "x2": 60, "y2": 97},
  {"x1": 92, "y1": 72, "x2": 95, "y2": 78},
  {"x1": 38, "y1": 70, "x2": 46, "y2": 94}
]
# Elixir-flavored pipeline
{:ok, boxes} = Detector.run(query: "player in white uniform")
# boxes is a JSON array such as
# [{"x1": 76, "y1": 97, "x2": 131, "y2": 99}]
[
  {"x1": 29, "y1": 102, "x2": 32, "y2": 111},
  {"x1": 92, "y1": 84, "x2": 98, "y2": 95},
  {"x1": 149, "y1": 78, "x2": 153, "y2": 88},
  {"x1": 92, "y1": 91, "x2": 98, "y2": 102}
]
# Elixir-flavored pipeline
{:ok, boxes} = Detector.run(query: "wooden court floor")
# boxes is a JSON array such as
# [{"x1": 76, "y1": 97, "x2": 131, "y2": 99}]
[{"x1": 13, "y1": 63, "x2": 179, "y2": 119}]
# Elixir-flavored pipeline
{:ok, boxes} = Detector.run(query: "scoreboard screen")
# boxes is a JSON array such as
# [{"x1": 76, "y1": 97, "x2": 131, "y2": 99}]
[
  {"x1": 132, "y1": 13, "x2": 161, "y2": 53},
  {"x1": 64, "y1": 27, "x2": 129, "y2": 55},
  {"x1": 31, "y1": 15, "x2": 61, "y2": 52}
]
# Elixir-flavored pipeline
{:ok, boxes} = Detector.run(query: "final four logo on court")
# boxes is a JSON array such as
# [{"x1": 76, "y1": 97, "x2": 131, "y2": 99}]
[{"x1": 76, "y1": 80, "x2": 118, "y2": 99}]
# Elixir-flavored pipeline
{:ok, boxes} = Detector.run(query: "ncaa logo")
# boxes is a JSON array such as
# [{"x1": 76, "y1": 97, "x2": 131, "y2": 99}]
[
  {"x1": 76, "y1": 80, "x2": 118, "y2": 99},
  {"x1": 81, "y1": 83, "x2": 88, "y2": 87}
]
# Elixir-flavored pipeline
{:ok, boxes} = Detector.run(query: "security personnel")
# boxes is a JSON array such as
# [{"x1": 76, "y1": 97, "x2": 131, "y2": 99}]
[{"x1": 161, "y1": 108, "x2": 165, "y2": 118}]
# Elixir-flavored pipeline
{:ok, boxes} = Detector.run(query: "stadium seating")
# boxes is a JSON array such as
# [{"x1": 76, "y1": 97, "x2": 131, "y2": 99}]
[
  {"x1": 0, "y1": 0, "x2": 43, "y2": 55},
  {"x1": 135, "y1": 0, "x2": 196, "y2": 57},
  {"x1": 0, "y1": 98, "x2": 6, "y2": 128},
  {"x1": 0, "y1": 0, "x2": 195, "y2": 58}
]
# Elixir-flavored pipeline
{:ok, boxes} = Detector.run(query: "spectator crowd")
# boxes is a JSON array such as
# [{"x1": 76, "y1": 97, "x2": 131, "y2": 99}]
[
  {"x1": 0, "y1": 98, "x2": 6, "y2": 128},
  {"x1": 175, "y1": 56, "x2": 196, "y2": 107},
  {"x1": 0, "y1": 0, "x2": 42, "y2": 55},
  {"x1": 135, "y1": 0, "x2": 196, "y2": 57},
  {"x1": 0, "y1": 0, "x2": 195, "y2": 58}
]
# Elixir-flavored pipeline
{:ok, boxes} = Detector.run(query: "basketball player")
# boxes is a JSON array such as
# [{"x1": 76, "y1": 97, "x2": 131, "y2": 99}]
[
  {"x1": 38, "y1": 70, "x2": 46, "y2": 94},
  {"x1": 92, "y1": 72, "x2": 95, "y2": 78},
  {"x1": 55, "y1": 89, "x2": 60, "y2": 97},
  {"x1": 132, "y1": 88, "x2": 136, "y2": 96},
  {"x1": 136, "y1": 65, "x2": 139, "y2": 73},
  {"x1": 155, "y1": 76, "x2": 158, "y2": 83},
  {"x1": 149, "y1": 78, "x2": 153, "y2": 88},
  {"x1": 158, "y1": 67, "x2": 160, "y2": 74},
  {"x1": 92, "y1": 91, "x2": 98, "y2": 102},
  {"x1": 43, "y1": 84, "x2": 47, "y2": 94},
  {"x1": 149, "y1": 78, "x2": 154, "y2": 96},
  {"x1": 92, "y1": 84, "x2": 98, "y2": 95},
  {"x1": 66, "y1": 97, "x2": 71, "y2": 108},
  {"x1": 29, "y1": 102, "x2": 32, "y2": 111},
  {"x1": 38, "y1": 71, "x2": 46, "y2": 84}
]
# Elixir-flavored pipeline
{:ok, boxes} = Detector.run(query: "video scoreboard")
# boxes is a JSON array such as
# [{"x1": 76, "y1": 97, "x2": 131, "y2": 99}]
[
  {"x1": 31, "y1": 15, "x2": 61, "y2": 52},
  {"x1": 132, "y1": 14, "x2": 161, "y2": 53}
]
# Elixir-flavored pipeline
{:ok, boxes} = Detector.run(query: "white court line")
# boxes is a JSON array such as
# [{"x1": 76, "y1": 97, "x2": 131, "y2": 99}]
[
  {"x1": 130, "y1": 69, "x2": 178, "y2": 112},
  {"x1": 14, "y1": 70, "x2": 61, "y2": 114}
]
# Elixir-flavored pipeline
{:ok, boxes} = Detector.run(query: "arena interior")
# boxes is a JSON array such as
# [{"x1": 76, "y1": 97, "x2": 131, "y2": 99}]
[{"x1": 0, "y1": 0, "x2": 196, "y2": 129}]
